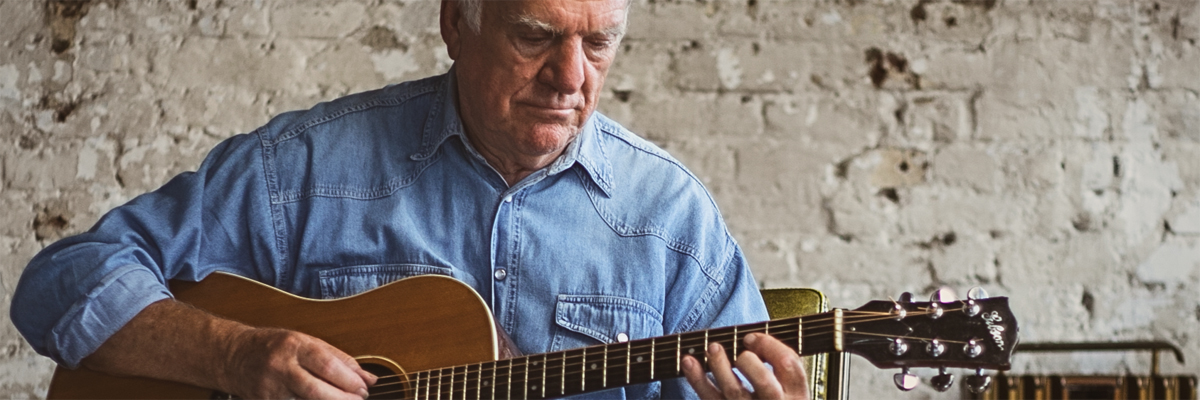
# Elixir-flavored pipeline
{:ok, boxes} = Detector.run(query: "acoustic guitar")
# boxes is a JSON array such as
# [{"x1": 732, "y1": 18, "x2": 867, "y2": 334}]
[{"x1": 47, "y1": 272, "x2": 1019, "y2": 399}]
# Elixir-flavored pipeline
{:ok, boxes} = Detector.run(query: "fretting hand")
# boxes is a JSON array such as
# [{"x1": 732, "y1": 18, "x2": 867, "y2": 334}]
[{"x1": 681, "y1": 333, "x2": 809, "y2": 400}]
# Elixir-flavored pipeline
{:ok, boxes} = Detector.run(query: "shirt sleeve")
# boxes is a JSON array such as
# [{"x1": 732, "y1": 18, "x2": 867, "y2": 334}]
[{"x1": 9, "y1": 132, "x2": 280, "y2": 368}]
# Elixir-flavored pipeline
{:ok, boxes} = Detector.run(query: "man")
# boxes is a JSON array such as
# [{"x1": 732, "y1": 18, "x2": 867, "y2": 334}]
[{"x1": 12, "y1": 0, "x2": 808, "y2": 398}]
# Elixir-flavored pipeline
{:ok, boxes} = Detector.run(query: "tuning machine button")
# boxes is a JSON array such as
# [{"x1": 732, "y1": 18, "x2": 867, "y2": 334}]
[
  {"x1": 964, "y1": 338, "x2": 984, "y2": 358},
  {"x1": 893, "y1": 367, "x2": 919, "y2": 391},
  {"x1": 931, "y1": 367, "x2": 955, "y2": 392},
  {"x1": 930, "y1": 288, "x2": 958, "y2": 303},
  {"x1": 889, "y1": 338, "x2": 909, "y2": 356},
  {"x1": 966, "y1": 368, "x2": 993, "y2": 393},
  {"x1": 926, "y1": 338, "x2": 945, "y2": 357}
]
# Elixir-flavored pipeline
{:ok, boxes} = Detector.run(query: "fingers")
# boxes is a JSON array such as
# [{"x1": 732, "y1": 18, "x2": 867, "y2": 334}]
[
  {"x1": 681, "y1": 355, "x2": 722, "y2": 399},
  {"x1": 706, "y1": 343, "x2": 752, "y2": 400},
  {"x1": 296, "y1": 340, "x2": 372, "y2": 399},
  {"x1": 227, "y1": 328, "x2": 372, "y2": 400},
  {"x1": 741, "y1": 333, "x2": 809, "y2": 399}
]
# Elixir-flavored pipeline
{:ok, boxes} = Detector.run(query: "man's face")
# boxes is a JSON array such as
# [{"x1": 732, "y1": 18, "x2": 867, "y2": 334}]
[{"x1": 444, "y1": 0, "x2": 627, "y2": 163}]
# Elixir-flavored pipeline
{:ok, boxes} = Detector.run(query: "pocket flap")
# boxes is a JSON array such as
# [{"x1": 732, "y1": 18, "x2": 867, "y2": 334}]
[
  {"x1": 318, "y1": 264, "x2": 452, "y2": 299},
  {"x1": 554, "y1": 295, "x2": 663, "y2": 344}
]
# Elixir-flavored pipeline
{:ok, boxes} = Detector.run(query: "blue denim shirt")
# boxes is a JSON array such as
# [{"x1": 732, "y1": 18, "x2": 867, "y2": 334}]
[{"x1": 12, "y1": 69, "x2": 768, "y2": 399}]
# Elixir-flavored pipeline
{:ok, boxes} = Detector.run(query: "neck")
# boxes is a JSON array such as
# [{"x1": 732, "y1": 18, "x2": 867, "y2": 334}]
[
  {"x1": 376, "y1": 310, "x2": 845, "y2": 399},
  {"x1": 465, "y1": 131, "x2": 563, "y2": 186}
]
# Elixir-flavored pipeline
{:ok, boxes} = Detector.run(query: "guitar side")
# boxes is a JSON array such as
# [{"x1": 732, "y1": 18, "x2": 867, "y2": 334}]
[{"x1": 47, "y1": 272, "x2": 500, "y2": 399}]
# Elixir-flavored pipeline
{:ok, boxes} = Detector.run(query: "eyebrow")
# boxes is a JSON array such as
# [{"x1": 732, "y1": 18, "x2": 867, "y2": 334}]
[{"x1": 511, "y1": 12, "x2": 627, "y2": 39}]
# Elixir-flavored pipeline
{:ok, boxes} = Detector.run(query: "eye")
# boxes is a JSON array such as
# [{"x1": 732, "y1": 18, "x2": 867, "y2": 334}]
[{"x1": 519, "y1": 33, "x2": 553, "y2": 46}]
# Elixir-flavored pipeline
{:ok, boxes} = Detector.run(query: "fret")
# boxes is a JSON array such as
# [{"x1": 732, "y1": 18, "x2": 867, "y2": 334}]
[
  {"x1": 468, "y1": 364, "x2": 479, "y2": 400},
  {"x1": 675, "y1": 334, "x2": 681, "y2": 374},
  {"x1": 732, "y1": 326, "x2": 738, "y2": 362},
  {"x1": 490, "y1": 360, "x2": 498, "y2": 400},
  {"x1": 602, "y1": 342, "x2": 609, "y2": 388},
  {"x1": 446, "y1": 365, "x2": 453, "y2": 398},
  {"x1": 435, "y1": 368, "x2": 443, "y2": 400},
  {"x1": 506, "y1": 359, "x2": 515, "y2": 400},
  {"x1": 704, "y1": 329, "x2": 710, "y2": 365},
  {"x1": 475, "y1": 363, "x2": 484, "y2": 400},
  {"x1": 416, "y1": 370, "x2": 426, "y2": 400},
  {"x1": 625, "y1": 339, "x2": 631, "y2": 384},
  {"x1": 580, "y1": 347, "x2": 587, "y2": 392},
  {"x1": 649, "y1": 338, "x2": 656, "y2": 380},
  {"x1": 797, "y1": 316, "x2": 803, "y2": 354},
  {"x1": 541, "y1": 354, "x2": 548, "y2": 399},
  {"x1": 559, "y1": 350, "x2": 566, "y2": 396}
]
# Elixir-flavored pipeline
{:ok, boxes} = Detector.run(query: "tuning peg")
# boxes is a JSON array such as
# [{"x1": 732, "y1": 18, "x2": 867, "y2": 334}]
[
  {"x1": 893, "y1": 367, "x2": 919, "y2": 391},
  {"x1": 966, "y1": 368, "x2": 992, "y2": 394},
  {"x1": 967, "y1": 287, "x2": 989, "y2": 300},
  {"x1": 930, "y1": 367, "x2": 955, "y2": 392},
  {"x1": 930, "y1": 288, "x2": 958, "y2": 303},
  {"x1": 898, "y1": 292, "x2": 914, "y2": 303}
]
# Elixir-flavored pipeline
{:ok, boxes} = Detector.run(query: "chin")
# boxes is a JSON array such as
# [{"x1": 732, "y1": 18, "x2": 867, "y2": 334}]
[{"x1": 521, "y1": 123, "x2": 580, "y2": 155}]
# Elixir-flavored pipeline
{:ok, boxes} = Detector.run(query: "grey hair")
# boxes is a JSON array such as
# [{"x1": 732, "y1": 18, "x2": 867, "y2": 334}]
[
  {"x1": 459, "y1": 0, "x2": 483, "y2": 34},
  {"x1": 457, "y1": 0, "x2": 632, "y2": 35}
]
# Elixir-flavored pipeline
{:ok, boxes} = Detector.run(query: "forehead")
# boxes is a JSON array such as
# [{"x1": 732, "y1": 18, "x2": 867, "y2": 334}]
[{"x1": 490, "y1": 0, "x2": 628, "y2": 33}]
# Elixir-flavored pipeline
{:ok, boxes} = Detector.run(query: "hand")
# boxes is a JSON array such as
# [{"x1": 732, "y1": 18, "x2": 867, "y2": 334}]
[
  {"x1": 220, "y1": 328, "x2": 377, "y2": 399},
  {"x1": 681, "y1": 333, "x2": 809, "y2": 400}
]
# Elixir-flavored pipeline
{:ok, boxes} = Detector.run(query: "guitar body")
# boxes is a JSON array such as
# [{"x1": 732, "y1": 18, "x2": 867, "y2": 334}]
[{"x1": 47, "y1": 272, "x2": 500, "y2": 399}]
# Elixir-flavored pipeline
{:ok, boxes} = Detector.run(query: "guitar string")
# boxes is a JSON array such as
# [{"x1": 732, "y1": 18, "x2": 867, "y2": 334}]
[
  {"x1": 370, "y1": 328, "x2": 977, "y2": 398},
  {"x1": 365, "y1": 307, "x2": 962, "y2": 396},
  {"x1": 364, "y1": 309, "x2": 907, "y2": 391},
  {"x1": 367, "y1": 308, "x2": 963, "y2": 397},
  {"x1": 366, "y1": 307, "x2": 978, "y2": 396}
]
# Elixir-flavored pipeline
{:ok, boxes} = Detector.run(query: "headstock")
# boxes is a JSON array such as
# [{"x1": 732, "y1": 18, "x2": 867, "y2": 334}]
[{"x1": 841, "y1": 288, "x2": 1019, "y2": 393}]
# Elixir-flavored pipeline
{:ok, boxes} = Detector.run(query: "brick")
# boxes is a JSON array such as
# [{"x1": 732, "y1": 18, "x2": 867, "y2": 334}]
[
  {"x1": 763, "y1": 92, "x2": 882, "y2": 161},
  {"x1": 931, "y1": 143, "x2": 1001, "y2": 193},
  {"x1": 620, "y1": 91, "x2": 764, "y2": 142},
  {"x1": 273, "y1": 2, "x2": 367, "y2": 39}
]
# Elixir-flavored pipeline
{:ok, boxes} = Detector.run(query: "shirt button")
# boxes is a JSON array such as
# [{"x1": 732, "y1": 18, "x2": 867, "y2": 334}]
[
  {"x1": 616, "y1": 332, "x2": 629, "y2": 343},
  {"x1": 493, "y1": 268, "x2": 507, "y2": 281},
  {"x1": 504, "y1": 196, "x2": 513, "y2": 203}
]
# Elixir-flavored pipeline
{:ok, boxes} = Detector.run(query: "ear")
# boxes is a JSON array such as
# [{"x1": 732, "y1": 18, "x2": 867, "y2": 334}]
[{"x1": 439, "y1": 0, "x2": 462, "y2": 60}]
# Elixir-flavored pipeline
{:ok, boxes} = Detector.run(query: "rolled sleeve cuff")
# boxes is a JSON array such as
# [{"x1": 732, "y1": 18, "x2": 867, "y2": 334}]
[{"x1": 47, "y1": 265, "x2": 173, "y2": 368}]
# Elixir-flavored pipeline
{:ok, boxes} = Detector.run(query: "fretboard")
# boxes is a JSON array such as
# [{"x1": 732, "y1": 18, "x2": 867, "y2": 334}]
[{"x1": 400, "y1": 310, "x2": 843, "y2": 399}]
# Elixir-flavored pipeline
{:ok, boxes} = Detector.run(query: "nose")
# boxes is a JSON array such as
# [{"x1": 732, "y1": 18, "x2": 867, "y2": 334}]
[{"x1": 539, "y1": 38, "x2": 586, "y2": 95}]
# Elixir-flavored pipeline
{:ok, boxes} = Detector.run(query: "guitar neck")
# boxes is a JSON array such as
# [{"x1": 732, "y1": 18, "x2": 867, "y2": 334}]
[{"x1": 398, "y1": 310, "x2": 843, "y2": 399}]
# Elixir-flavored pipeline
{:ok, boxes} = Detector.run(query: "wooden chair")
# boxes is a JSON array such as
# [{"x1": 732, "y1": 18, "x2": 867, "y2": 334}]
[{"x1": 761, "y1": 288, "x2": 850, "y2": 400}]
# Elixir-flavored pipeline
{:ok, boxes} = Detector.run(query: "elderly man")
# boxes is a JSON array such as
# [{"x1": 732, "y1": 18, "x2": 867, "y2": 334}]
[{"x1": 12, "y1": 0, "x2": 808, "y2": 398}]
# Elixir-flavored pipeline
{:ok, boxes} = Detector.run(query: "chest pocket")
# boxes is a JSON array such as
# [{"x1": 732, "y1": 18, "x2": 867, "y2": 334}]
[
  {"x1": 551, "y1": 294, "x2": 663, "y2": 351},
  {"x1": 317, "y1": 264, "x2": 453, "y2": 299}
]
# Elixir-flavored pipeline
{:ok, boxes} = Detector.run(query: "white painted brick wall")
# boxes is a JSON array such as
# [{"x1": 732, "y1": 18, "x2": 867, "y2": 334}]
[{"x1": 1, "y1": 0, "x2": 1197, "y2": 398}]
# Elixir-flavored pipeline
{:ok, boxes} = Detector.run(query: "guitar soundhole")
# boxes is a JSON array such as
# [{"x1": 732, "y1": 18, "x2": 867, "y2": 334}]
[{"x1": 362, "y1": 362, "x2": 406, "y2": 399}]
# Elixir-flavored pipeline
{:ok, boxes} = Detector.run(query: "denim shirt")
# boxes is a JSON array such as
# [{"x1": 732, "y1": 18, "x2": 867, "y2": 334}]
[{"x1": 12, "y1": 69, "x2": 768, "y2": 399}]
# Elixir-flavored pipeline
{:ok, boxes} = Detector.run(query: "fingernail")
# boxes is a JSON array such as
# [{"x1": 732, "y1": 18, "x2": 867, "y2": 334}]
[
  {"x1": 744, "y1": 333, "x2": 758, "y2": 345},
  {"x1": 682, "y1": 356, "x2": 694, "y2": 369},
  {"x1": 358, "y1": 388, "x2": 369, "y2": 399},
  {"x1": 708, "y1": 343, "x2": 721, "y2": 354}
]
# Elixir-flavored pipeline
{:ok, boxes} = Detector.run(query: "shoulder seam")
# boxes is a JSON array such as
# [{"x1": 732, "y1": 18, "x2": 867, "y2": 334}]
[{"x1": 265, "y1": 82, "x2": 439, "y2": 146}]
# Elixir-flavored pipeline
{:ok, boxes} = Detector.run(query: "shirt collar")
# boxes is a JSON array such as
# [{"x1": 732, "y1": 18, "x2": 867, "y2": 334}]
[{"x1": 412, "y1": 66, "x2": 614, "y2": 195}]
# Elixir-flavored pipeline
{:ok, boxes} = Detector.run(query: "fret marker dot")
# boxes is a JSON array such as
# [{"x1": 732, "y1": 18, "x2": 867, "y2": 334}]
[
  {"x1": 532, "y1": 385, "x2": 538, "y2": 391},
  {"x1": 533, "y1": 361, "x2": 539, "y2": 366},
  {"x1": 483, "y1": 380, "x2": 490, "y2": 386},
  {"x1": 636, "y1": 356, "x2": 644, "y2": 362},
  {"x1": 688, "y1": 348, "x2": 695, "y2": 355},
  {"x1": 591, "y1": 363, "x2": 598, "y2": 370}
]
